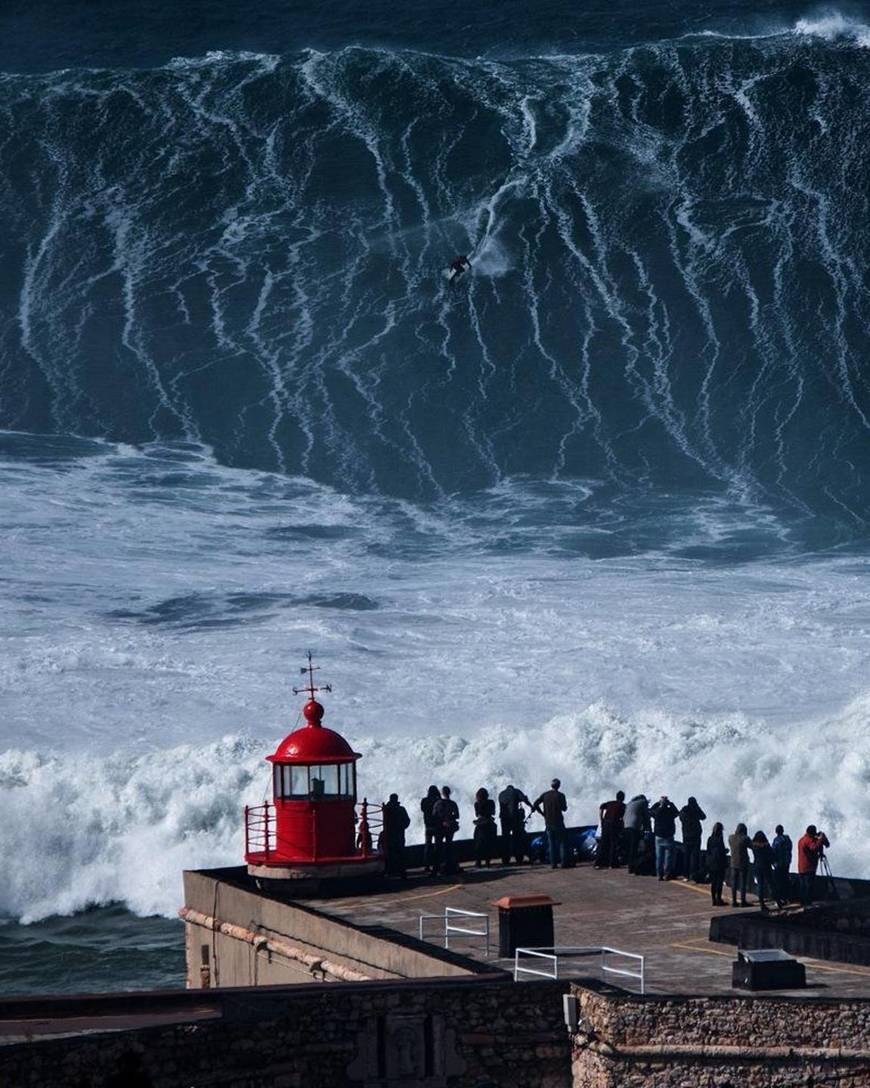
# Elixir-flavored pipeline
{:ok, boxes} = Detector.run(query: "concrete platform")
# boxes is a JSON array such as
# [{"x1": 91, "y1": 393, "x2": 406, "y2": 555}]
[{"x1": 300, "y1": 861, "x2": 870, "y2": 999}]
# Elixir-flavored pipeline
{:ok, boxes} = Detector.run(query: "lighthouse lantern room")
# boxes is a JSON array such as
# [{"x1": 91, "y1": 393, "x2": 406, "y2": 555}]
[{"x1": 244, "y1": 654, "x2": 383, "y2": 881}]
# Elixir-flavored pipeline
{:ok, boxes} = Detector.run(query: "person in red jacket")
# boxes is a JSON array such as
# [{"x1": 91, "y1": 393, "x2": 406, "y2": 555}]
[
  {"x1": 797, "y1": 825, "x2": 830, "y2": 906},
  {"x1": 596, "y1": 791, "x2": 626, "y2": 869}
]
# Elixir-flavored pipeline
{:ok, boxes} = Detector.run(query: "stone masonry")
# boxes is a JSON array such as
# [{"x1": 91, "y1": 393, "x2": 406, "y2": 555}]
[
  {"x1": 571, "y1": 982, "x2": 870, "y2": 1087},
  {"x1": 0, "y1": 976, "x2": 571, "y2": 1088}
]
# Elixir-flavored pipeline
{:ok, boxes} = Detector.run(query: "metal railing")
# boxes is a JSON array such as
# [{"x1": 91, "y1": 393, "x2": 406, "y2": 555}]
[
  {"x1": 355, "y1": 798, "x2": 382, "y2": 859},
  {"x1": 513, "y1": 946, "x2": 645, "y2": 994},
  {"x1": 243, "y1": 799, "x2": 383, "y2": 861},
  {"x1": 244, "y1": 802, "x2": 276, "y2": 858},
  {"x1": 418, "y1": 907, "x2": 491, "y2": 957}
]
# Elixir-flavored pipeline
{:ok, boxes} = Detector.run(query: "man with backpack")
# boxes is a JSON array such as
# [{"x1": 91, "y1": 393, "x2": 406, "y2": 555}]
[
  {"x1": 432, "y1": 786, "x2": 461, "y2": 875},
  {"x1": 498, "y1": 783, "x2": 533, "y2": 865}
]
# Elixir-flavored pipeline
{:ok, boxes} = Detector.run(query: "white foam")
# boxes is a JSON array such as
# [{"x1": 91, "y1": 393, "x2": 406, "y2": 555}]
[
  {"x1": 2, "y1": 692, "x2": 869, "y2": 922},
  {"x1": 2, "y1": 438, "x2": 870, "y2": 920},
  {"x1": 793, "y1": 12, "x2": 870, "y2": 46}
]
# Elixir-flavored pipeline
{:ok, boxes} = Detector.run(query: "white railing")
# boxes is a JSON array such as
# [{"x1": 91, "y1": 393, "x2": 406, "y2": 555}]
[
  {"x1": 513, "y1": 946, "x2": 645, "y2": 994},
  {"x1": 418, "y1": 907, "x2": 490, "y2": 957}
]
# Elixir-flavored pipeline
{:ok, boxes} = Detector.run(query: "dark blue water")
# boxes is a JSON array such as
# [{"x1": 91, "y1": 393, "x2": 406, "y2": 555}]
[
  {"x1": 1, "y1": 1, "x2": 869, "y2": 532},
  {"x1": 0, "y1": 909, "x2": 183, "y2": 996},
  {"x1": 2, "y1": 0, "x2": 870, "y2": 995}
]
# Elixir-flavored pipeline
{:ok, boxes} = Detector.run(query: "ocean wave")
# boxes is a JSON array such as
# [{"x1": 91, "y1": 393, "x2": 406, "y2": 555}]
[
  {"x1": 2, "y1": 692, "x2": 869, "y2": 922},
  {"x1": 0, "y1": 34, "x2": 867, "y2": 516},
  {"x1": 681, "y1": 9, "x2": 870, "y2": 46},
  {"x1": 793, "y1": 12, "x2": 870, "y2": 46}
]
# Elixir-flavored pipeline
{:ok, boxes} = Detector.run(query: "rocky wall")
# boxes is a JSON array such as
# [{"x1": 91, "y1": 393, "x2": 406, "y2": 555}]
[
  {"x1": 0, "y1": 976, "x2": 571, "y2": 1088},
  {"x1": 571, "y1": 984, "x2": 870, "y2": 1087}
]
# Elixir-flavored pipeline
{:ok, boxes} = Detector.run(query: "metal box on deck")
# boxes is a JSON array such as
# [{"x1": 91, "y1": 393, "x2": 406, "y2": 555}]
[
  {"x1": 493, "y1": 895, "x2": 558, "y2": 957},
  {"x1": 732, "y1": 948, "x2": 806, "y2": 990}
]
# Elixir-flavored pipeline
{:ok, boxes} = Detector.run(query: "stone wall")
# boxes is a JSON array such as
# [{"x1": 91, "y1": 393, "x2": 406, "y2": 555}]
[
  {"x1": 0, "y1": 976, "x2": 571, "y2": 1088},
  {"x1": 571, "y1": 982, "x2": 870, "y2": 1087}
]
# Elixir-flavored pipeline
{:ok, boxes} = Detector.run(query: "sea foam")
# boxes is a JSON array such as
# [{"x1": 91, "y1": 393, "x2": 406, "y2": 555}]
[{"x1": 2, "y1": 693, "x2": 869, "y2": 922}]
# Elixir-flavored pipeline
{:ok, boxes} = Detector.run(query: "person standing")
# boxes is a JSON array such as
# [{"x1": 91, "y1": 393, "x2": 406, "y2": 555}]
[
  {"x1": 432, "y1": 786, "x2": 460, "y2": 876},
  {"x1": 772, "y1": 824, "x2": 793, "y2": 905},
  {"x1": 750, "y1": 830, "x2": 775, "y2": 911},
  {"x1": 623, "y1": 794, "x2": 651, "y2": 874},
  {"x1": 728, "y1": 823, "x2": 751, "y2": 907},
  {"x1": 498, "y1": 784, "x2": 532, "y2": 865},
  {"x1": 473, "y1": 787, "x2": 498, "y2": 867},
  {"x1": 650, "y1": 795, "x2": 679, "y2": 881},
  {"x1": 678, "y1": 796, "x2": 707, "y2": 881},
  {"x1": 532, "y1": 779, "x2": 568, "y2": 869},
  {"x1": 383, "y1": 793, "x2": 411, "y2": 878},
  {"x1": 797, "y1": 825, "x2": 830, "y2": 907},
  {"x1": 706, "y1": 822, "x2": 728, "y2": 906},
  {"x1": 597, "y1": 791, "x2": 626, "y2": 869},
  {"x1": 421, "y1": 785, "x2": 440, "y2": 874}
]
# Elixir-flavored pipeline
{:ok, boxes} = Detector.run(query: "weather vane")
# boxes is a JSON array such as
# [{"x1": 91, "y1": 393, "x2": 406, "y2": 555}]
[{"x1": 293, "y1": 650, "x2": 332, "y2": 700}]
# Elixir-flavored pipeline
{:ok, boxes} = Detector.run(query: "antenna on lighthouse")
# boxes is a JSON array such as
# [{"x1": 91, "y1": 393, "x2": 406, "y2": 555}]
[{"x1": 293, "y1": 651, "x2": 332, "y2": 700}]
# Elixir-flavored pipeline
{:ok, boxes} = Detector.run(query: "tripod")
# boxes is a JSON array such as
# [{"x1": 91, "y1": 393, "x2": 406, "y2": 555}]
[{"x1": 819, "y1": 852, "x2": 839, "y2": 901}]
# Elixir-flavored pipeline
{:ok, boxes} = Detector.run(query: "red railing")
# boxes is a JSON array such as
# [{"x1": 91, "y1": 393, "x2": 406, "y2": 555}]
[
  {"x1": 356, "y1": 798, "x2": 384, "y2": 859},
  {"x1": 244, "y1": 799, "x2": 384, "y2": 862},
  {"x1": 244, "y1": 802, "x2": 276, "y2": 859}
]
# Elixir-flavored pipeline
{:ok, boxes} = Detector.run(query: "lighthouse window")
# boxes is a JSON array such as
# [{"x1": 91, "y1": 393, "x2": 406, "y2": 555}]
[
  {"x1": 308, "y1": 763, "x2": 340, "y2": 796},
  {"x1": 290, "y1": 766, "x2": 308, "y2": 797},
  {"x1": 273, "y1": 763, "x2": 352, "y2": 798}
]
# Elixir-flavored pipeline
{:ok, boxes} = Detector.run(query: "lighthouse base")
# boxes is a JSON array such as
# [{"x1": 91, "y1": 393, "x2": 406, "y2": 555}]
[{"x1": 246, "y1": 856, "x2": 385, "y2": 882}]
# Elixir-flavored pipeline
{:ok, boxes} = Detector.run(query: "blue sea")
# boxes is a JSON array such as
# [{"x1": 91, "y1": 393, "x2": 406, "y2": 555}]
[{"x1": 1, "y1": 0, "x2": 870, "y2": 994}]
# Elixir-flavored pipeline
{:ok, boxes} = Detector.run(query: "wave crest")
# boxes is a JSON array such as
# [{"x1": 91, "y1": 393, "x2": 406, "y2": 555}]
[{"x1": 3, "y1": 694, "x2": 870, "y2": 922}]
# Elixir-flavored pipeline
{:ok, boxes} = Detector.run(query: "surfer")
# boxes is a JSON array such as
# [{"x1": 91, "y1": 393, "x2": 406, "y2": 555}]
[{"x1": 446, "y1": 254, "x2": 471, "y2": 284}]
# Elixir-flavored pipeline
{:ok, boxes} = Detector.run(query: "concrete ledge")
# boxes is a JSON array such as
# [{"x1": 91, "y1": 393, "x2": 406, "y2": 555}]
[
  {"x1": 247, "y1": 856, "x2": 384, "y2": 881},
  {"x1": 710, "y1": 907, "x2": 870, "y2": 966}
]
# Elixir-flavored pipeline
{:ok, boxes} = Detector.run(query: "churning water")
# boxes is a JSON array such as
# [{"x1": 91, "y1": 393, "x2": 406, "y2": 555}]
[{"x1": 1, "y1": 0, "x2": 869, "y2": 992}]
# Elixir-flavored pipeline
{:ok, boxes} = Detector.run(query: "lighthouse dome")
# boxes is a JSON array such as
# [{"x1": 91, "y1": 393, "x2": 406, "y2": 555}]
[{"x1": 266, "y1": 698, "x2": 360, "y2": 765}]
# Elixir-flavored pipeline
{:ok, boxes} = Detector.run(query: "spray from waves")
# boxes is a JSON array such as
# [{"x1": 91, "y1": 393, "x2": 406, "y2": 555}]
[
  {"x1": 3, "y1": 691, "x2": 869, "y2": 922},
  {"x1": 793, "y1": 12, "x2": 870, "y2": 45},
  {"x1": 0, "y1": 32, "x2": 868, "y2": 520},
  {"x1": 682, "y1": 9, "x2": 870, "y2": 44}
]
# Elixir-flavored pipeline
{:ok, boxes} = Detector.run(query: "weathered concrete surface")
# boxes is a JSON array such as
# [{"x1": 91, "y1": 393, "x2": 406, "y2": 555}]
[
  {"x1": 182, "y1": 867, "x2": 491, "y2": 988},
  {"x1": 298, "y1": 859, "x2": 870, "y2": 998}
]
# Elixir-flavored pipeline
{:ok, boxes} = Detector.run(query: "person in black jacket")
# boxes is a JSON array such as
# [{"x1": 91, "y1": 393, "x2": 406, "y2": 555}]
[
  {"x1": 383, "y1": 793, "x2": 411, "y2": 878},
  {"x1": 473, "y1": 787, "x2": 498, "y2": 867},
  {"x1": 421, "y1": 785, "x2": 440, "y2": 873},
  {"x1": 432, "y1": 786, "x2": 460, "y2": 875},
  {"x1": 649, "y1": 795, "x2": 679, "y2": 881},
  {"x1": 750, "y1": 830, "x2": 777, "y2": 911},
  {"x1": 679, "y1": 797, "x2": 707, "y2": 881},
  {"x1": 729, "y1": 823, "x2": 751, "y2": 907},
  {"x1": 498, "y1": 784, "x2": 533, "y2": 864},
  {"x1": 706, "y1": 821, "x2": 728, "y2": 905}
]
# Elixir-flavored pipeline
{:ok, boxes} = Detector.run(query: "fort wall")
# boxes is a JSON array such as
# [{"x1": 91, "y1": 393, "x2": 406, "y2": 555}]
[
  {"x1": 0, "y1": 975, "x2": 570, "y2": 1088},
  {"x1": 571, "y1": 982, "x2": 870, "y2": 1087}
]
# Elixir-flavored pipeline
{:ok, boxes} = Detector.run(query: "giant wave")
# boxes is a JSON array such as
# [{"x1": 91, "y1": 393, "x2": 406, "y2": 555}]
[{"x1": 0, "y1": 26, "x2": 868, "y2": 526}]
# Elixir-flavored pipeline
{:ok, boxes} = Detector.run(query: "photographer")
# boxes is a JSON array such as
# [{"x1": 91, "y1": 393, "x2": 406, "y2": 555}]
[{"x1": 797, "y1": 824, "x2": 830, "y2": 907}]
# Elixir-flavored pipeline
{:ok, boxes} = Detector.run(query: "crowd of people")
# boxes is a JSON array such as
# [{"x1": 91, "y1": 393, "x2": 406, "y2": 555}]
[{"x1": 378, "y1": 781, "x2": 833, "y2": 911}]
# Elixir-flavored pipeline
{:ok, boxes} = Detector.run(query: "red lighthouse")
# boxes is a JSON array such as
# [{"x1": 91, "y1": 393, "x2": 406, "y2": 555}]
[{"x1": 244, "y1": 654, "x2": 383, "y2": 882}]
